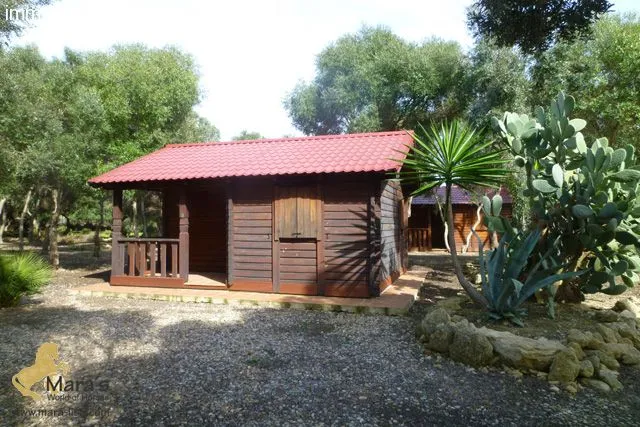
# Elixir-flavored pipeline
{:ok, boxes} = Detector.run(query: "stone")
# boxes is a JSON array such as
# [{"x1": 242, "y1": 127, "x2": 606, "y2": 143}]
[
  {"x1": 586, "y1": 350, "x2": 620, "y2": 371},
  {"x1": 596, "y1": 324, "x2": 618, "y2": 344},
  {"x1": 619, "y1": 310, "x2": 637, "y2": 325},
  {"x1": 425, "y1": 323, "x2": 454, "y2": 353},
  {"x1": 449, "y1": 326, "x2": 494, "y2": 368},
  {"x1": 613, "y1": 297, "x2": 640, "y2": 318},
  {"x1": 607, "y1": 322, "x2": 640, "y2": 348},
  {"x1": 597, "y1": 367, "x2": 623, "y2": 391},
  {"x1": 548, "y1": 348, "x2": 581, "y2": 383},
  {"x1": 579, "y1": 360, "x2": 594, "y2": 378},
  {"x1": 581, "y1": 378, "x2": 612, "y2": 393},
  {"x1": 595, "y1": 310, "x2": 620, "y2": 323},
  {"x1": 586, "y1": 354, "x2": 601, "y2": 372},
  {"x1": 568, "y1": 342, "x2": 586, "y2": 360},
  {"x1": 564, "y1": 382, "x2": 578, "y2": 394},
  {"x1": 603, "y1": 343, "x2": 640, "y2": 365},
  {"x1": 567, "y1": 329, "x2": 605, "y2": 350},
  {"x1": 479, "y1": 327, "x2": 566, "y2": 371},
  {"x1": 420, "y1": 308, "x2": 451, "y2": 336}
]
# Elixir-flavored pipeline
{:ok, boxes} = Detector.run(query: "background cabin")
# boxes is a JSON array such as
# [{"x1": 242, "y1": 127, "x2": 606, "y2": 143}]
[
  {"x1": 408, "y1": 186, "x2": 512, "y2": 253},
  {"x1": 89, "y1": 131, "x2": 413, "y2": 298}
]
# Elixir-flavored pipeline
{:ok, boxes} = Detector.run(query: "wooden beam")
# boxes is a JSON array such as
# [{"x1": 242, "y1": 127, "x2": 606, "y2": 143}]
[
  {"x1": 227, "y1": 183, "x2": 234, "y2": 286},
  {"x1": 111, "y1": 189, "x2": 124, "y2": 276},
  {"x1": 316, "y1": 181, "x2": 325, "y2": 296},
  {"x1": 178, "y1": 187, "x2": 189, "y2": 282}
]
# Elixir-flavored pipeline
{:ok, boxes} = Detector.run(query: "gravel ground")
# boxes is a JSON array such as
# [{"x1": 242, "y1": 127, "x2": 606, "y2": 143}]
[{"x1": 2, "y1": 251, "x2": 640, "y2": 425}]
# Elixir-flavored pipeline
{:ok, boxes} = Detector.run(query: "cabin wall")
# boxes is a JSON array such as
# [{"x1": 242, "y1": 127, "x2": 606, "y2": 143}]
[{"x1": 378, "y1": 179, "x2": 408, "y2": 290}]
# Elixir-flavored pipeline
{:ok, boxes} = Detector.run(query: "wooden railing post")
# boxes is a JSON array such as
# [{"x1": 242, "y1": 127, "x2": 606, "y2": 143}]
[
  {"x1": 111, "y1": 189, "x2": 124, "y2": 276},
  {"x1": 178, "y1": 188, "x2": 189, "y2": 282}
]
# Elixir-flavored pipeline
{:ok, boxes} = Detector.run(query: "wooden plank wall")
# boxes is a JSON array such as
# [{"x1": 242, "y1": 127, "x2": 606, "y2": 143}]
[
  {"x1": 378, "y1": 180, "x2": 407, "y2": 289},
  {"x1": 229, "y1": 179, "x2": 273, "y2": 291},
  {"x1": 323, "y1": 179, "x2": 371, "y2": 297},
  {"x1": 278, "y1": 239, "x2": 317, "y2": 295}
]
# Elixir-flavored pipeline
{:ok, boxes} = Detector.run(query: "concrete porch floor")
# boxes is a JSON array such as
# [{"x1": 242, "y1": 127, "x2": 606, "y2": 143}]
[{"x1": 70, "y1": 272, "x2": 424, "y2": 315}]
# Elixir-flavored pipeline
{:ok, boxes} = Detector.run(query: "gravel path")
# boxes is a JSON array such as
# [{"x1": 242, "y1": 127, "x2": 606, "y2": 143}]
[{"x1": 2, "y1": 267, "x2": 640, "y2": 425}]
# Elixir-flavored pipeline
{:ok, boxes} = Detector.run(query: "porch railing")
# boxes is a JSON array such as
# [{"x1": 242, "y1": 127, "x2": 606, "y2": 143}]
[
  {"x1": 408, "y1": 228, "x2": 430, "y2": 252},
  {"x1": 114, "y1": 238, "x2": 182, "y2": 279}
]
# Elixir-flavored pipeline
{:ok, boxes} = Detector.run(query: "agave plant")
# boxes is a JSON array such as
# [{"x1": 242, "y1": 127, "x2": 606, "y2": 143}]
[
  {"x1": 398, "y1": 120, "x2": 510, "y2": 307},
  {"x1": 472, "y1": 226, "x2": 585, "y2": 326}
]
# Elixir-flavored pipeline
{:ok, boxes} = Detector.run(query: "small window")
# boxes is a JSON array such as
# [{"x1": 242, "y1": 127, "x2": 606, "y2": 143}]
[{"x1": 275, "y1": 186, "x2": 319, "y2": 239}]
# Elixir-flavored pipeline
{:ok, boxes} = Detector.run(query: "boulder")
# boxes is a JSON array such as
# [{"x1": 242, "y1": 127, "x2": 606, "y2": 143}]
[
  {"x1": 449, "y1": 326, "x2": 494, "y2": 367},
  {"x1": 596, "y1": 324, "x2": 618, "y2": 344},
  {"x1": 613, "y1": 297, "x2": 640, "y2": 318},
  {"x1": 567, "y1": 329, "x2": 605, "y2": 350},
  {"x1": 595, "y1": 310, "x2": 620, "y2": 323},
  {"x1": 420, "y1": 308, "x2": 451, "y2": 336},
  {"x1": 586, "y1": 350, "x2": 620, "y2": 371},
  {"x1": 603, "y1": 343, "x2": 640, "y2": 365},
  {"x1": 548, "y1": 348, "x2": 581, "y2": 383},
  {"x1": 479, "y1": 327, "x2": 565, "y2": 371},
  {"x1": 568, "y1": 342, "x2": 586, "y2": 360},
  {"x1": 579, "y1": 360, "x2": 594, "y2": 378},
  {"x1": 581, "y1": 378, "x2": 612, "y2": 393},
  {"x1": 586, "y1": 354, "x2": 601, "y2": 372},
  {"x1": 425, "y1": 323, "x2": 454, "y2": 353},
  {"x1": 597, "y1": 367, "x2": 623, "y2": 391}
]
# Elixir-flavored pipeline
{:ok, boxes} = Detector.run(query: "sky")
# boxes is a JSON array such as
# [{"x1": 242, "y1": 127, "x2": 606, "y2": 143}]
[{"x1": 11, "y1": 0, "x2": 639, "y2": 141}]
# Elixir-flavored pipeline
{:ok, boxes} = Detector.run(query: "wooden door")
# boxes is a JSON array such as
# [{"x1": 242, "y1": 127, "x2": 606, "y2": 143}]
[{"x1": 274, "y1": 186, "x2": 321, "y2": 295}]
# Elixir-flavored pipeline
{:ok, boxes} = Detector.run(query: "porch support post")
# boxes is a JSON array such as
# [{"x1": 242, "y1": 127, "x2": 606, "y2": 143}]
[
  {"x1": 111, "y1": 189, "x2": 124, "y2": 276},
  {"x1": 178, "y1": 188, "x2": 189, "y2": 282}
]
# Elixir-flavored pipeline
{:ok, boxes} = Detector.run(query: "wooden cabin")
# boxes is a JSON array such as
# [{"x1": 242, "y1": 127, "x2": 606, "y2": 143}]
[
  {"x1": 407, "y1": 186, "x2": 512, "y2": 252},
  {"x1": 89, "y1": 131, "x2": 413, "y2": 298}
]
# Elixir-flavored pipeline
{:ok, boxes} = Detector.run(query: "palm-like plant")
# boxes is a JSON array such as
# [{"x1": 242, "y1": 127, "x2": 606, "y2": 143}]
[{"x1": 399, "y1": 120, "x2": 510, "y2": 307}]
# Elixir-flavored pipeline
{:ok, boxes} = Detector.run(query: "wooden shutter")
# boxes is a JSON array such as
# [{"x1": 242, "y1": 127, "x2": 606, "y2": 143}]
[{"x1": 275, "y1": 186, "x2": 318, "y2": 239}]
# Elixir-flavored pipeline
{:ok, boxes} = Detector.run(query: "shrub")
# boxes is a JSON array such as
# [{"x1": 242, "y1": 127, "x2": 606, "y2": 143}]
[{"x1": 0, "y1": 253, "x2": 52, "y2": 307}]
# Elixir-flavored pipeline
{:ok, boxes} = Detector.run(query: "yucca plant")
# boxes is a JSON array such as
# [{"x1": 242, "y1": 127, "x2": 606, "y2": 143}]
[
  {"x1": 0, "y1": 253, "x2": 52, "y2": 307},
  {"x1": 398, "y1": 120, "x2": 511, "y2": 307},
  {"x1": 473, "y1": 227, "x2": 585, "y2": 325}
]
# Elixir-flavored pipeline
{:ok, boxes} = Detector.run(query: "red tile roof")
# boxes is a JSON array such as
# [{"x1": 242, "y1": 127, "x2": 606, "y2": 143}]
[
  {"x1": 89, "y1": 131, "x2": 414, "y2": 186},
  {"x1": 412, "y1": 185, "x2": 512, "y2": 205}
]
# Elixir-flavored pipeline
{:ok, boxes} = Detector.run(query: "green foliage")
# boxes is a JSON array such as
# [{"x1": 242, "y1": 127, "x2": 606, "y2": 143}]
[
  {"x1": 232, "y1": 130, "x2": 263, "y2": 141},
  {"x1": 398, "y1": 120, "x2": 510, "y2": 307},
  {"x1": 532, "y1": 14, "x2": 640, "y2": 147},
  {"x1": 467, "y1": 0, "x2": 612, "y2": 54},
  {"x1": 399, "y1": 121, "x2": 510, "y2": 196},
  {"x1": 0, "y1": 0, "x2": 56, "y2": 44},
  {"x1": 474, "y1": 227, "x2": 584, "y2": 325},
  {"x1": 0, "y1": 252, "x2": 52, "y2": 306},
  {"x1": 285, "y1": 26, "x2": 469, "y2": 135},
  {"x1": 494, "y1": 92, "x2": 640, "y2": 296}
]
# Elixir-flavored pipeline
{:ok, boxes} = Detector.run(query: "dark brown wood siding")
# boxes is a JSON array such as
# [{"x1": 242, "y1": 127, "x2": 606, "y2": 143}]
[
  {"x1": 322, "y1": 179, "x2": 371, "y2": 297},
  {"x1": 378, "y1": 179, "x2": 408, "y2": 287},
  {"x1": 230, "y1": 179, "x2": 273, "y2": 286}
]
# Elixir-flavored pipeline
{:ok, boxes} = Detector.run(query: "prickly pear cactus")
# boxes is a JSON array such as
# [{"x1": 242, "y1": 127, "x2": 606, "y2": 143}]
[{"x1": 492, "y1": 92, "x2": 640, "y2": 296}]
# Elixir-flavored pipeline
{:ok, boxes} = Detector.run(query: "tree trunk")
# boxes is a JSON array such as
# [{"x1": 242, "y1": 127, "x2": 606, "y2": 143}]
[
  {"x1": 131, "y1": 197, "x2": 138, "y2": 238},
  {"x1": 140, "y1": 194, "x2": 148, "y2": 237},
  {"x1": 93, "y1": 194, "x2": 105, "y2": 258},
  {"x1": 18, "y1": 189, "x2": 32, "y2": 251},
  {"x1": 463, "y1": 204, "x2": 482, "y2": 253},
  {"x1": 434, "y1": 193, "x2": 450, "y2": 252},
  {"x1": 31, "y1": 217, "x2": 40, "y2": 242},
  {"x1": 49, "y1": 188, "x2": 61, "y2": 269},
  {"x1": 0, "y1": 197, "x2": 6, "y2": 244},
  {"x1": 445, "y1": 184, "x2": 488, "y2": 307}
]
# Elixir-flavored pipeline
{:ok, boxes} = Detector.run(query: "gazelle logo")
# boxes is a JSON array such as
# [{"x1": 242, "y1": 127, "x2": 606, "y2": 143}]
[
  {"x1": 5, "y1": 7, "x2": 39, "y2": 21},
  {"x1": 12, "y1": 342, "x2": 70, "y2": 402}
]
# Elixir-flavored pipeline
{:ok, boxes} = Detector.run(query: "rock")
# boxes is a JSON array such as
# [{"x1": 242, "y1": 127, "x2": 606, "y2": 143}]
[
  {"x1": 579, "y1": 360, "x2": 594, "y2": 378},
  {"x1": 567, "y1": 329, "x2": 605, "y2": 350},
  {"x1": 568, "y1": 342, "x2": 586, "y2": 360},
  {"x1": 479, "y1": 327, "x2": 566, "y2": 371},
  {"x1": 425, "y1": 323, "x2": 454, "y2": 353},
  {"x1": 435, "y1": 296, "x2": 468, "y2": 312},
  {"x1": 548, "y1": 348, "x2": 581, "y2": 383},
  {"x1": 564, "y1": 382, "x2": 578, "y2": 394},
  {"x1": 595, "y1": 310, "x2": 620, "y2": 323},
  {"x1": 613, "y1": 298, "x2": 640, "y2": 318},
  {"x1": 603, "y1": 343, "x2": 640, "y2": 365},
  {"x1": 586, "y1": 354, "x2": 600, "y2": 372},
  {"x1": 550, "y1": 385, "x2": 560, "y2": 393},
  {"x1": 607, "y1": 322, "x2": 640, "y2": 348},
  {"x1": 596, "y1": 324, "x2": 618, "y2": 343},
  {"x1": 597, "y1": 367, "x2": 623, "y2": 391},
  {"x1": 619, "y1": 310, "x2": 637, "y2": 325},
  {"x1": 449, "y1": 326, "x2": 494, "y2": 367},
  {"x1": 586, "y1": 350, "x2": 620, "y2": 371},
  {"x1": 420, "y1": 308, "x2": 451, "y2": 336},
  {"x1": 581, "y1": 378, "x2": 612, "y2": 393}
]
